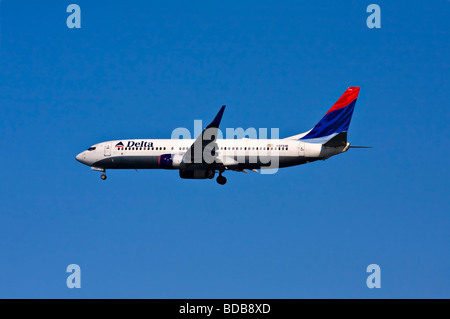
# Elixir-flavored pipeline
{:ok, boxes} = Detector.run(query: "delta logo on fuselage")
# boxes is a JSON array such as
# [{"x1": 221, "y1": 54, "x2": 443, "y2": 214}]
[{"x1": 115, "y1": 141, "x2": 154, "y2": 148}]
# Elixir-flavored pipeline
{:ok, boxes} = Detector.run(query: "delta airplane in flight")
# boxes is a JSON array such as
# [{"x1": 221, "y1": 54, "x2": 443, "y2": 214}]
[{"x1": 76, "y1": 87, "x2": 365, "y2": 185}]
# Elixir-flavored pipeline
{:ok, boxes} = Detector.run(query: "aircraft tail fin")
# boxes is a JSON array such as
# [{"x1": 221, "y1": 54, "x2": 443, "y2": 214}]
[{"x1": 286, "y1": 87, "x2": 360, "y2": 144}]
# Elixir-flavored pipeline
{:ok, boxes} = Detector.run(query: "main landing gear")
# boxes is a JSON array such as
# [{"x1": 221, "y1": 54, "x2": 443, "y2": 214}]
[
  {"x1": 101, "y1": 173, "x2": 107, "y2": 180},
  {"x1": 216, "y1": 173, "x2": 227, "y2": 185}
]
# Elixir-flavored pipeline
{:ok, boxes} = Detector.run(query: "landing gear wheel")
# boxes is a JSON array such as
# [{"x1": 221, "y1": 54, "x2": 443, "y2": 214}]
[
  {"x1": 101, "y1": 174, "x2": 107, "y2": 180},
  {"x1": 216, "y1": 175, "x2": 227, "y2": 185}
]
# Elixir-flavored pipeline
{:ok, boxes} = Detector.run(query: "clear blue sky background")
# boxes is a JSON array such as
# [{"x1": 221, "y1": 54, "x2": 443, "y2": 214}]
[{"x1": 0, "y1": 1, "x2": 449, "y2": 298}]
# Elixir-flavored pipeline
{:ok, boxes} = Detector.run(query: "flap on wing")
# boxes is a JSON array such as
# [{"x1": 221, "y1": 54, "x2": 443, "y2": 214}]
[{"x1": 215, "y1": 155, "x2": 239, "y2": 167}]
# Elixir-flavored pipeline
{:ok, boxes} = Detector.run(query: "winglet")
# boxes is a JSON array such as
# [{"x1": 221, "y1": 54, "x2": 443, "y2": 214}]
[
  {"x1": 207, "y1": 105, "x2": 226, "y2": 128},
  {"x1": 183, "y1": 105, "x2": 226, "y2": 165}
]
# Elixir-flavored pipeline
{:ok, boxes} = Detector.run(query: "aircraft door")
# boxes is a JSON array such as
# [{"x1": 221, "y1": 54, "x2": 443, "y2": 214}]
[
  {"x1": 298, "y1": 142, "x2": 305, "y2": 157},
  {"x1": 104, "y1": 143, "x2": 111, "y2": 156}
]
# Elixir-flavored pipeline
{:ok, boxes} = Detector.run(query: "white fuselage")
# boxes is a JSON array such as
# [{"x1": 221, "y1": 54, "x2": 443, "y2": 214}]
[{"x1": 76, "y1": 138, "x2": 345, "y2": 171}]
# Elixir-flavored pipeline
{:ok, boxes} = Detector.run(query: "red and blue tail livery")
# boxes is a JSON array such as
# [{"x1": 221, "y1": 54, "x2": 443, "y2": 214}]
[{"x1": 300, "y1": 87, "x2": 360, "y2": 143}]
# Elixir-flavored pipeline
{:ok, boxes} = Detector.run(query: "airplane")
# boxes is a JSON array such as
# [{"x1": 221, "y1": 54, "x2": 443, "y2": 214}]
[{"x1": 76, "y1": 87, "x2": 365, "y2": 185}]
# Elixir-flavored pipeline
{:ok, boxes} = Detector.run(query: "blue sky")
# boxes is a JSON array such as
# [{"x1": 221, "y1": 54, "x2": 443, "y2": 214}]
[{"x1": 0, "y1": 0, "x2": 449, "y2": 298}]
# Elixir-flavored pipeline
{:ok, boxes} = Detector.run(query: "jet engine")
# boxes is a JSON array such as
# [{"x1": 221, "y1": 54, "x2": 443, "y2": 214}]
[
  {"x1": 179, "y1": 169, "x2": 215, "y2": 179},
  {"x1": 159, "y1": 154, "x2": 183, "y2": 169}
]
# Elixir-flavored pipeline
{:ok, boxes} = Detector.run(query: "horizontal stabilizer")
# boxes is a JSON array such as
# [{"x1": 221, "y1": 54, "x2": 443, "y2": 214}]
[{"x1": 348, "y1": 145, "x2": 372, "y2": 149}]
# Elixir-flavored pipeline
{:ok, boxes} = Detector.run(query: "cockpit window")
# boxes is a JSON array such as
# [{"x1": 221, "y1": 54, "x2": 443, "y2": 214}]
[{"x1": 87, "y1": 147, "x2": 96, "y2": 151}]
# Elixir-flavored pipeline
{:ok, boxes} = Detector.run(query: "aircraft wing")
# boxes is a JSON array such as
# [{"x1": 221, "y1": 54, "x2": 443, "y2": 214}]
[{"x1": 182, "y1": 105, "x2": 225, "y2": 166}]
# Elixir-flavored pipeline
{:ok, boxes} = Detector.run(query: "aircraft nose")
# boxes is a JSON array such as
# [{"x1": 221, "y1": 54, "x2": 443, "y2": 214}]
[{"x1": 76, "y1": 152, "x2": 85, "y2": 163}]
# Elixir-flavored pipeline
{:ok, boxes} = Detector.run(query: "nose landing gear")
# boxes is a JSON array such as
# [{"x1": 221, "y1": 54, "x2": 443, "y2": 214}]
[
  {"x1": 91, "y1": 167, "x2": 107, "y2": 180},
  {"x1": 216, "y1": 173, "x2": 227, "y2": 185}
]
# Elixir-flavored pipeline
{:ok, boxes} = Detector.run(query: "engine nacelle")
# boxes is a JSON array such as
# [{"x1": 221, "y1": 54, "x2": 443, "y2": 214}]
[
  {"x1": 159, "y1": 154, "x2": 183, "y2": 169},
  {"x1": 179, "y1": 169, "x2": 215, "y2": 179}
]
